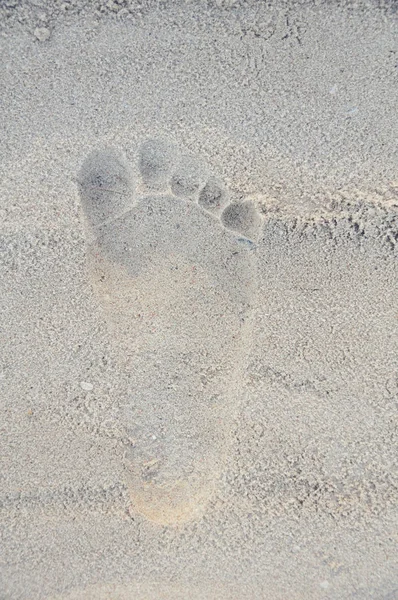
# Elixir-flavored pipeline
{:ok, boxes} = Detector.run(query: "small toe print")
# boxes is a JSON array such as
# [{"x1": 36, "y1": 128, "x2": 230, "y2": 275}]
[
  {"x1": 222, "y1": 199, "x2": 262, "y2": 241},
  {"x1": 198, "y1": 176, "x2": 229, "y2": 214},
  {"x1": 139, "y1": 138, "x2": 179, "y2": 190},
  {"x1": 171, "y1": 156, "x2": 209, "y2": 200}
]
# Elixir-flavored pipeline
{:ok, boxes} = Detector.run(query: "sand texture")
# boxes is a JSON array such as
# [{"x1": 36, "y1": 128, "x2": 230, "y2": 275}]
[{"x1": 1, "y1": 1, "x2": 398, "y2": 598}]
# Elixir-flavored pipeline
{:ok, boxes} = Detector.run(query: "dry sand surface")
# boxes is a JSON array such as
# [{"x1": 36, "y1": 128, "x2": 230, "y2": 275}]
[{"x1": 1, "y1": 0, "x2": 398, "y2": 598}]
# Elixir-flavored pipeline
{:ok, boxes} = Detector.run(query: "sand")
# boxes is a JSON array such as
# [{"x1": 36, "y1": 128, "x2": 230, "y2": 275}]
[{"x1": 1, "y1": 0, "x2": 398, "y2": 598}]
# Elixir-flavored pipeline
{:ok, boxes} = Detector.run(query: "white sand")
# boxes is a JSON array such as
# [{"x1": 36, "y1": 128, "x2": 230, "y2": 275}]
[{"x1": 1, "y1": 1, "x2": 398, "y2": 598}]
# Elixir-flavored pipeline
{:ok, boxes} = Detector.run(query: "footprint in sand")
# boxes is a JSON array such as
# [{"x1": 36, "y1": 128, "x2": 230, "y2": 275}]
[{"x1": 77, "y1": 140, "x2": 262, "y2": 525}]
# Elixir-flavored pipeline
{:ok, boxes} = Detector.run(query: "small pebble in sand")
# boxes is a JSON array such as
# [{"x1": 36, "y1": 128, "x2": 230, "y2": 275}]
[
  {"x1": 320, "y1": 580, "x2": 330, "y2": 590},
  {"x1": 34, "y1": 27, "x2": 51, "y2": 42},
  {"x1": 80, "y1": 381, "x2": 93, "y2": 391}
]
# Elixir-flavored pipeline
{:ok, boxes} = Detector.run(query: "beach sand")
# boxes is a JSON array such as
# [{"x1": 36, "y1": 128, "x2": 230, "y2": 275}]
[{"x1": 1, "y1": 1, "x2": 398, "y2": 598}]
